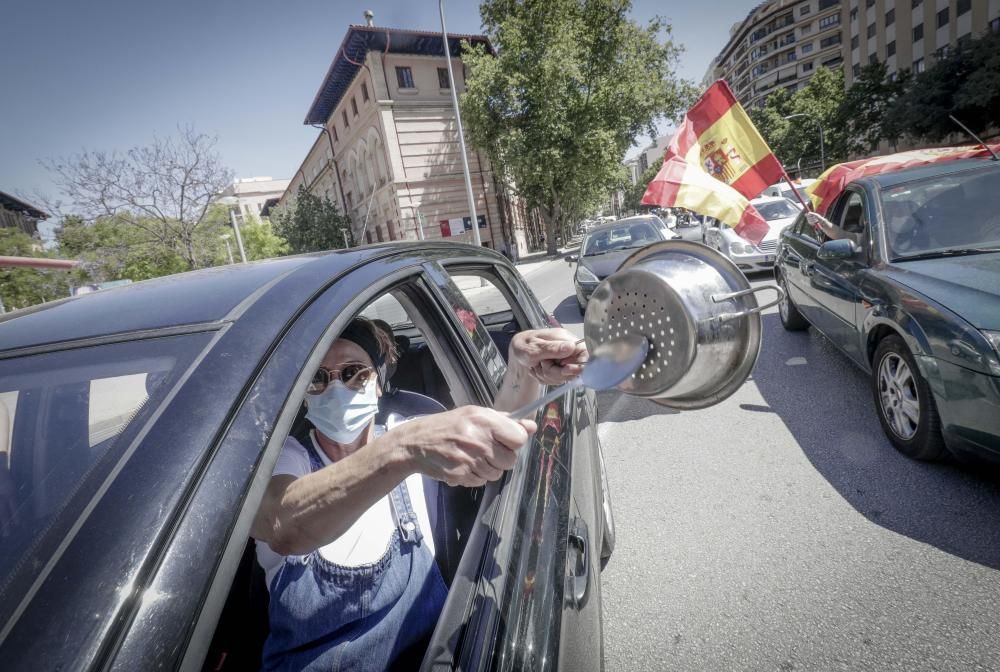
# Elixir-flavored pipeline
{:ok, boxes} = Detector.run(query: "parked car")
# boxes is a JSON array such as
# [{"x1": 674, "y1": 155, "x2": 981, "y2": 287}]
[
  {"x1": 775, "y1": 158, "x2": 1000, "y2": 462},
  {"x1": 703, "y1": 196, "x2": 801, "y2": 272},
  {"x1": 764, "y1": 178, "x2": 815, "y2": 203},
  {"x1": 0, "y1": 244, "x2": 613, "y2": 671},
  {"x1": 671, "y1": 211, "x2": 705, "y2": 242},
  {"x1": 567, "y1": 216, "x2": 669, "y2": 311}
]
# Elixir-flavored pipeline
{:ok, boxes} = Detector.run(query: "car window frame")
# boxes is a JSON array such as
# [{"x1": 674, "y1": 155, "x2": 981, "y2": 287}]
[{"x1": 175, "y1": 263, "x2": 500, "y2": 672}]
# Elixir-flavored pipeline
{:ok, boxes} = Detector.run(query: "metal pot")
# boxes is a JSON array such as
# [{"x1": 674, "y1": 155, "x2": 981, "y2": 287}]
[{"x1": 582, "y1": 240, "x2": 783, "y2": 410}]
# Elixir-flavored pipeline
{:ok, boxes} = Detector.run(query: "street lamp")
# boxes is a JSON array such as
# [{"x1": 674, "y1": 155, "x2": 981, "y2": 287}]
[
  {"x1": 439, "y1": 0, "x2": 482, "y2": 248},
  {"x1": 783, "y1": 113, "x2": 825, "y2": 173}
]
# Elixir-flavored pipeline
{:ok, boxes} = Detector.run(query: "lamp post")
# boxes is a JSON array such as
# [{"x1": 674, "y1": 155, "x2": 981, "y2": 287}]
[
  {"x1": 440, "y1": 0, "x2": 481, "y2": 248},
  {"x1": 783, "y1": 113, "x2": 825, "y2": 173}
]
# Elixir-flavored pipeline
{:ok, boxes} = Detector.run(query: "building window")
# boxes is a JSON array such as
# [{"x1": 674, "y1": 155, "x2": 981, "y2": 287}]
[
  {"x1": 362, "y1": 82, "x2": 369, "y2": 102},
  {"x1": 819, "y1": 14, "x2": 839, "y2": 29},
  {"x1": 866, "y1": 0, "x2": 874, "y2": 7},
  {"x1": 913, "y1": 23, "x2": 923, "y2": 41},
  {"x1": 853, "y1": 64, "x2": 861, "y2": 77},
  {"x1": 913, "y1": 57, "x2": 924, "y2": 73},
  {"x1": 936, "y1": 8, "x2": 948, "y2": 28},
  {"x1": 395, "y1": 66, "x2": 415, "y2": 89},
  {"x1": 887, "y1": 40, "x2": 896, "y2": 56},
  {"x1": 800, "y1": 4, "x2": 811, "y2": 16},
  {"x1": 822, "y1": 56, "x2": 843, "y2": 68},
  {"x1": 802, "y1": 61, "x2": 814, "y2": 72},
  {"x1": 818, "y1": 0, "x2": 838, "y2": 10},
  {"x1": 934, "y1": 45, "x2": 950, "y2": 60},
  {"x1": 351, "y1": 97, "x2": 358, "y2": 117},
  {"x1": 332, "y1": 126, "x2": 339, "y2": 143},
  {"x1": 956, "y1": 0, "x2": 970, "y2": 14},
  {"x1": 957, "y1": 32, "x2": 972, "y2": 49},
  {"x1": 867, "y1": 23, "x2": 876, "y2": 38},
  {"x1": 820, "y1": 34, "x2": 841, "y2": 48},
  {"x1": 869, "y1": 53, "x2": 878, "y2": 65},
  {"x1": 850, "y1": 7, "x2": 858, "y2": 21},
  {"x1": 802, "y1": 42, "x2": 814, "y2": 53},
  {"x1": 342, "y1": 110, "x2": 349, "y2": 128},
  {"x1": 851, "y1": 35, "x2": 859, "y2": 49},
  {"x1": 801, "y1": 23, "x2": 812, "y2": 34},
  {"x1": 437, "y1": 67, "x2": 450, "y2": 89},
  {"x1": 992, "y1": 17, "x2": 1000, "y2": 34},
  {"x1": 911, "y1": 0, "x2": 921, "y2": 7},
  {"x1": 886, "y1": 9, "x2": 894, "y2": 26}
]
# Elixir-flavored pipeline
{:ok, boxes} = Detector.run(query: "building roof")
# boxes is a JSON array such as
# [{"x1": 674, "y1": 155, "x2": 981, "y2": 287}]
[
  {"x1": 303, "y1": 24, "x2": 494, "y2": 126},
  {"x1": 0, "y1": 191, "x2": 48, "y2": 220},
  {"x1": 223, "y1": 178, "x2": 291, "y2": 197}
]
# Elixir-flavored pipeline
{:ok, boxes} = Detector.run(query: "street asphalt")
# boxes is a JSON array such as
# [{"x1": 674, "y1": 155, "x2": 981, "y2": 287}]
[{"x1": 520, "y1": 253, "x2": 1000, "y2": 672}]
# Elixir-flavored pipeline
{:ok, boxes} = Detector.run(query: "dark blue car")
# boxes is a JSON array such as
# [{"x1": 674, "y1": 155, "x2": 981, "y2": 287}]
[
  {"x1": 0, "y1": 244, "x2": 613, "y2": 671},
  {"x1": 775, "y1": 158, "x2": 1000, "y2": 462}
]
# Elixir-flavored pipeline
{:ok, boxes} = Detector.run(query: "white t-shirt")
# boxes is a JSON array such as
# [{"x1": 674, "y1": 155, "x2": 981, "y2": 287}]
[{"x1": 256, "y1": 428, "x2": 437, "y2": 589}]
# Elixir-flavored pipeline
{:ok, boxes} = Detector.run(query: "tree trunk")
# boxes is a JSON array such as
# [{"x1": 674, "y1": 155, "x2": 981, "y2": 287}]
[{"x1": 539, "y1": 208, "x2": 559, "y2": 256}]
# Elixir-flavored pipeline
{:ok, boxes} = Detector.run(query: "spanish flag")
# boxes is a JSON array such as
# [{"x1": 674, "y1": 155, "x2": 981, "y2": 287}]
[
  {"x1": 808, "y1": 143, "x2": 1000, "y2": 214},
  {"x1": 642, "y1": 80, "x2": 785, "y2": 244}
]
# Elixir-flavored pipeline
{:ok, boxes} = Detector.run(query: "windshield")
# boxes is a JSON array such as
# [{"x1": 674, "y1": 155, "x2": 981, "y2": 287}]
[
  {"x1": 756, "y1": 199, "x2": 801, "y2": 221},
  {"x1": 0, "y1": 333, "x2": 211, "y2": 608},
  {"x1": 882, "y1": 165, "x2": 1000, "y2": 259},
  {"x1": 583, "y1": 221, "x2": 661, "y2": 255}
]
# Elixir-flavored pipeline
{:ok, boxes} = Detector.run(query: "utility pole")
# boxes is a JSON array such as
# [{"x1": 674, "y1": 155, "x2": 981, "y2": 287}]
[
  {"x1": 228, "y1": 205, "x2": 248, "y2": 263},
  {"x1": 221, "y1": 235, "x2": 235, "y2": 264},
  {"x1": 440, "y1": 0, "x2": 481, "y2": 247}
]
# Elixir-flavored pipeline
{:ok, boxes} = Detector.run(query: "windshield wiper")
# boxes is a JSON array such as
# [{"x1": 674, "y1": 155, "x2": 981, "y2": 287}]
[
  {"x1": 894, "y1": 247, "x2": 1000, "y2": 262},
  {"x1": 584, "y1": 250, "x2": 610, "y2": 257}
]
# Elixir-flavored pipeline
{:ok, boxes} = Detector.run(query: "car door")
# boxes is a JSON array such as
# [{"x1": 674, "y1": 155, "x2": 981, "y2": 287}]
[
  {"x1": 424, "y1": 258, "x2": 602, "y2": 671},
  {"x1": 777, "y1": 210, "x2": 823, "y2": 323},
  {"x1": 805, "y1": 189, "x2": 871, "y2": 363}
]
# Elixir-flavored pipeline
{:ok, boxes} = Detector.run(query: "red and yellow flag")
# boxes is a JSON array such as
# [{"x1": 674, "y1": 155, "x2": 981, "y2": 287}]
[
  {"x1": 808, "y1": 143, "x2": 1000, "y2": 214},
  {"x1": 641, "y1": 80, "x2": 784, "y2": 244}
]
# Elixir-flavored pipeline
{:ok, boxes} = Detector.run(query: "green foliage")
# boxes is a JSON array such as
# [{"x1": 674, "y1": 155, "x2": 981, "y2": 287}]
[
  {"x1": 888, "y1": 30, "x2": 1000, "y2": 144},
  {"x1": 239, "y1": 214, "x2": 290, "y2": 260},
  {"x1": 841, "y1": 62, "x2": 911, "y2": 153},
  {"x1": 0, "y1": 229, "x2": 71, "y2": 311},
  {"x1": 462, "y1": 0, "x2": 694, "y2": 253},
  {"x1": 749, "y1": 67, "x2": 849, "y2": 176},
  {"x1": 623, "y1": 157, "x2": 663, "y2": 212},
  {"x1": 270, "y1": 186, "x2": 352, "y2": 254}
]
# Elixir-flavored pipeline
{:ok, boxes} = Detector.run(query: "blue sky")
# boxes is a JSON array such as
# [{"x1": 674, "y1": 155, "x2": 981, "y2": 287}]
[{"x1": 1, "y1": 0, "x2": 753, "y2": 216}]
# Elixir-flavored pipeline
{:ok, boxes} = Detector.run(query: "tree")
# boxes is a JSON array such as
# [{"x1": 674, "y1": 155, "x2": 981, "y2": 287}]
[
  {"x1": 0, "y1": 229, "x2": 71, "y2": 311},
  {"x1": 622, "y1": 156, "x2": 663, "y2": 212},
  {"x1": 839, "y1": 62, "x2": 911, "y2": 154},
  {"x1": 462, "y1": 0, "x2": 694, "y2": 255},
  {"x1": 238, "y1": 214, "x2": 290, "y2": 260},
  {"x1": 270, "y1": 186, "x2": 352, "y2": 254},
  {"x1": 44, "y1": 126, "x2": 234, "y2": 270},
  {"x1": 55, "y1": 215, "x2": 189, "y2": 282}
]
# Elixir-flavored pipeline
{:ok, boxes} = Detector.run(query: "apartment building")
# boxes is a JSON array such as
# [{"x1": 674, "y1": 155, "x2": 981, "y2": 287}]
[
  {"x1": 279, "y1": 20, "x2": 529, "y2": 255},
  {"x1": 710, "y1": 0, "x2": 846, "y2": 109},
  {"x1": 844, "y1": 0, "x2": 1000, "y2": 87}
]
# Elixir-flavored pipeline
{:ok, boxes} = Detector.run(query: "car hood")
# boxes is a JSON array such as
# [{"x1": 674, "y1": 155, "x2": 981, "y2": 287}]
[
  {"x1": 887, "y1": 252, "x2": 1000, "y2": 330},
  {"x1": 579, "y1": 249, "x2": 639, "y2": 279},
  {"x1": 761, "y1": 216, "x2": 798, "y2": 241}
]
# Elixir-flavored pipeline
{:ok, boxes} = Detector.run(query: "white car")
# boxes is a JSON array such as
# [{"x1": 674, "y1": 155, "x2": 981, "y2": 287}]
[
  {"x1": 763, "y1": 178, "x2": 815, "y2": 203},
  {"x1": 703, "y1": 196, "x2": 801, "y2": 272}
]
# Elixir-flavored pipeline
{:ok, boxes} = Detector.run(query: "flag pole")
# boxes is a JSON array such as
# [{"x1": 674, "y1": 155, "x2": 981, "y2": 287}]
[{"x1": 780, "y1": 170, "x2": 813, "y2": 211}]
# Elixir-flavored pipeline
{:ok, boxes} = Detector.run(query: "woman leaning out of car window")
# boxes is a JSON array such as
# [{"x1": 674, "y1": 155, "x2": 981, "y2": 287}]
[{"x1": 249, "y1": 317, "x2": 586, "y2": 671}]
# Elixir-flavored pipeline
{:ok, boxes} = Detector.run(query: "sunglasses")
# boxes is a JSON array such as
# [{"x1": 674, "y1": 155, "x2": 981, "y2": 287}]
[{"x1": 307, "y1": 363, "x2": 375, "y2": 395}]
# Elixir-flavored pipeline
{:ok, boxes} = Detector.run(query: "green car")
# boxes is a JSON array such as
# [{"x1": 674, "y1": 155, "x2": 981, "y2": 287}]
[{"x1": 774, "y1": 158, "x2": 1000, "y2": 462}]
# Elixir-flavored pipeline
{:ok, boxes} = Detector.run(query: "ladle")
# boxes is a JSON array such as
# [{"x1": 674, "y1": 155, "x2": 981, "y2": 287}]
[{"x1": 507, "y1": 334, "x2": 649, "y2": 420}]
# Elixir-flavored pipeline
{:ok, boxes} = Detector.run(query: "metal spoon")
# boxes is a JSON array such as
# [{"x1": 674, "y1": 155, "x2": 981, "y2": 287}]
[{"x1": 507, "y1": 334, "x2": 650, "y2": 419}]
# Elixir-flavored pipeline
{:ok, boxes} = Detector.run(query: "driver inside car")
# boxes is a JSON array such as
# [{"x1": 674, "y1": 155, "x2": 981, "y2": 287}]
[{"x1": 251, "y1": 317, "x2": 586, "y2": 671}]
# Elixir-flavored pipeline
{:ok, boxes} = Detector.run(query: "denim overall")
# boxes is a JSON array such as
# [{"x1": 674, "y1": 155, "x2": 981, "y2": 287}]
[{"x1": 262, "y1": 434, "x2": 448, "y2": 672}]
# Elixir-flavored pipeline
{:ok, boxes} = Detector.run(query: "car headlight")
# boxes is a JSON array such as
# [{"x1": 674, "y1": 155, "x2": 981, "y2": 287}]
[
  {"x1": 729, "y1": 241, "x2": 755, "y2": 255},
  {"x1": 983, "y1": 331, "x2": 1000, "y2": 375},
  {"x1": 576, "y1": 265, "x2": 599, "y2": 284}
]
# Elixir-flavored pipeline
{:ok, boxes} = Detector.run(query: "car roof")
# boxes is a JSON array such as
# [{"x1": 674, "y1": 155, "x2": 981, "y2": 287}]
[
  {"x1": 750, "y1": 196, "x2": 792, "y2": 205},
  {"x1": 589, "y1": 216, "x2": 660, "y2": 232},
  {"x1": 861, "y1": 156, "x2": 1000, "y2": 189},
  {"x1": 0, "y1": 243, "x2": 499, "y2": 356}
]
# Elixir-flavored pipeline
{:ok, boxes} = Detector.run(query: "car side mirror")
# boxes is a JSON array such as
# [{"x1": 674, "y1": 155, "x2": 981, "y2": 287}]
[
  {"x1": 817, "y1": 238, "x2": 859, "y2": 260},
  {"x1": 565, "y1": 255, "x2": 578, "y2": 263}
]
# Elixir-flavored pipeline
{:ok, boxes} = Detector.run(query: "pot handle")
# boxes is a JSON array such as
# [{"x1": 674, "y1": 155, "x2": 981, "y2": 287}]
[{"x1": 710, "y1": 284, "x2": 786, "y2": 321}]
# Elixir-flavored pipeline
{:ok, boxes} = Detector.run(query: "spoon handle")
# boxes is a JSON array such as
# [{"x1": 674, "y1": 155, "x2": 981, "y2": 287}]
[{"x1": 506, "y1": 377, "x2": 582, "y2": 420}]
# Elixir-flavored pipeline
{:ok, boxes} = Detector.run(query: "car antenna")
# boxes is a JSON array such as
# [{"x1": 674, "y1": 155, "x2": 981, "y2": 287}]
[{"x1": 948, "y1": 114, "x2": 1000, "y2": 161}]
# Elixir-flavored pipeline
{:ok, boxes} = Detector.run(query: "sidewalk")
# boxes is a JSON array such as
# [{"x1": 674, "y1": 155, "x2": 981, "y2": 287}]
[{"x1": 513, "y1": 243, "x2": 580, "y2": 276}]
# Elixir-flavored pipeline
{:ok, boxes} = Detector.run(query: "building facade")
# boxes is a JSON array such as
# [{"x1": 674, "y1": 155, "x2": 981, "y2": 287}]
[
  {"x1": 844, "y1": 0, "x2": 1000, "y2": 88},
  {"x1": 279, "y1": 22, "x2": 529, "y2": 256},
  {"x1": 709, "y1": 0, "x2": 1000, "y2": 112},
  {"x1": 0, "y1": 191, "x2": 47, "y2": 238},
  {"x1": 220, "y1": 177, "x2": 291, "y2": 226}
]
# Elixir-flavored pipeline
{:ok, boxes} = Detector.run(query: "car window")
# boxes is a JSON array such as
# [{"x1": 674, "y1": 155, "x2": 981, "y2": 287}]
[
  {"x1": 792, "y1": 211, "x2": 820, "y2": 243},
  {"x1": 881, "y1": 165, "x2": 1000, "y2": 258},
  {"x1": 583, "y1": 221, "x2": 660, "y2": 255},
  {"x1": 0, "y1": 333, "x2": 211, "y2": 613},
  {"x1": 756, "y1": 199, "x2": 800, "y2": 221},
  {"x1": 839, "y1": 192, "x2": 867, "y2": 234}
]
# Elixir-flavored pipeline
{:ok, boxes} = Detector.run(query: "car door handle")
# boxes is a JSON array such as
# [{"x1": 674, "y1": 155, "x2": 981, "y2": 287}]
[
  {"x1": 801, "y1": 261, "x2": 815, "y2": 276},
  {"x1": 565, "y1": 518, "x2": 590, "y2": 608}
]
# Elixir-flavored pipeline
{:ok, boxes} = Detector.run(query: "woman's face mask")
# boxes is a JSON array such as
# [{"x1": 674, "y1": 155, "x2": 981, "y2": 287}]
[{"x1": 305, "y1": 378, "x2": 379, "y2": 444}]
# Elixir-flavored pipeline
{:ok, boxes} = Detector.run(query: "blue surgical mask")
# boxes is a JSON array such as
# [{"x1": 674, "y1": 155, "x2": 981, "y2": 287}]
[{"x1": 305, "y1": 379, "x2": 379, "y2": 444}]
